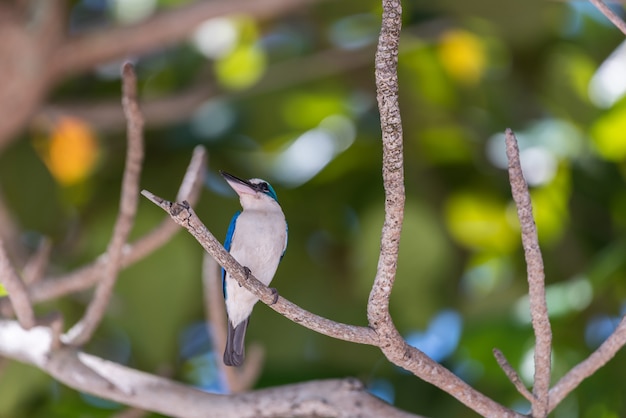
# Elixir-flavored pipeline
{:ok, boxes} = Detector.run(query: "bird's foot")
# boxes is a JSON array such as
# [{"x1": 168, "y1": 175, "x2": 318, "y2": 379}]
[{"x1": 269, "y1": 287, "x2": 279, "y2": 305}]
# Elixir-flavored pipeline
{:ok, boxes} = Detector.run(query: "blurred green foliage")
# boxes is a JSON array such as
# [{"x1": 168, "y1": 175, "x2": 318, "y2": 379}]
[{"x1": 1, "y1": 0, "x2": 626, "y2": 417}]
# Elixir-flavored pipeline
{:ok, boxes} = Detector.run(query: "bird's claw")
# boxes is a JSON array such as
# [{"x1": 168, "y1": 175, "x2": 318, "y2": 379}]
[
  {"x1": 243, "y1": 266, "x2": 251, "y2": 280},
  {"x1": 269, "y1": 287, "x2": 279, "y2": 305}
]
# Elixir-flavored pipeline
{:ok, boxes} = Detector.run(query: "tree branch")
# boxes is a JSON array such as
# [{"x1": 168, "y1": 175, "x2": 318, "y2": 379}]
[
  {"x1": 0, "y1": 319, "x2": 421, "y2": 418},
  {"x1": 588, "y1": 0, "x2": 626, "y2": 36},
  {"x1": 142, "y1": 193, "x2": 378, "y2": 346},
  {"x1": 64, "y1": 63, "x2": 144, "y2": 346},
  {"x1": 493, "y1": 348, "x2": 534, "y2": 403},
  {"x1": 549, "y1": 316, "x2": 626, "y2": 412},
  {"x1": 505, "y1": 128, "x2": 551, "y2": 417},
  {"x1": 367, "y1": 0, "x2": 405, "y2": 340}
]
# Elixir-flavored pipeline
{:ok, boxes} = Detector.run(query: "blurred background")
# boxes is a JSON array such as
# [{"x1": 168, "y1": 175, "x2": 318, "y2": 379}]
[{"x1": 0, "y1": 0, "x2": 626, "y2": 416}]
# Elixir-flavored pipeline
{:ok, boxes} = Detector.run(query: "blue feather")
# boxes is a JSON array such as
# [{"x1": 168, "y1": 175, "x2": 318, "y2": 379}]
[{"x1": 222, "y1": 211, "x2": 241, "y2": 298}]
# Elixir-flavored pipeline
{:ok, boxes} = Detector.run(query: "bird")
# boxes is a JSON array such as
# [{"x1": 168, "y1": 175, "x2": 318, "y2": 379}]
[{"x1": 220, "y1": 171, "x2": 287, "y2": 367}]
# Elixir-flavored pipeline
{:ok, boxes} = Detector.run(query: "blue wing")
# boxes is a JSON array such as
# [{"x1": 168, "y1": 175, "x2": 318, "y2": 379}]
[{"x1": 222, "y1": 211, "x2": 241, "y2": 298}]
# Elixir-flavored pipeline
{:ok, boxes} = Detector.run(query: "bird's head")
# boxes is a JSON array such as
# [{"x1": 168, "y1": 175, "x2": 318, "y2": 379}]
[{"x1": 221, "y1": 171, "x2": 280, "y2": 210}]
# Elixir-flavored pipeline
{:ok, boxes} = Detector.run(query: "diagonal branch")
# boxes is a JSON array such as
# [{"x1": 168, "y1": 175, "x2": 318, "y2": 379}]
[
  {"x1": 505, "y1": 128, "x2": 552, "y2": 417},
  {"x1": 549, "y1": 316, "x2": 626, "y2": 412},
  {"x1": 63, "y1": 63, "x2": 144, "y2": 346},
  {"x1": 142, "y1": 192, "x2": 378, "y2": 346},
  {"x1": 588, "y1": 0, "x2": 626, "y2": 36},
  {"x1": 493, "y1": 348, "x2": 535, "y2": 403}
]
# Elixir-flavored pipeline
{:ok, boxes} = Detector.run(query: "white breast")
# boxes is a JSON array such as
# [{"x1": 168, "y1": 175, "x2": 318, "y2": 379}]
[{"x1": 225, "y1": 209, "x2": 287, "y2": 326}]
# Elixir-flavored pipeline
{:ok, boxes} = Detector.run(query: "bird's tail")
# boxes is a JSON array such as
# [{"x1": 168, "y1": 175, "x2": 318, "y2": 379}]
[{"x1": 224, "y1": 317, "x2": 249, "y2": 367}]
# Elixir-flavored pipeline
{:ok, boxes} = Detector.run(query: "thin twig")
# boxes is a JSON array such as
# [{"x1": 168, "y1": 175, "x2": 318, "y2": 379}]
[
  {"x1": 493, "y1": 348, "x2": 534, "y2": 403},
  {"x1": 0, "y1": 240, "x2": 36, "y2": 329},
  {"x1": 588, "y1": 0, "x2": 626, "y2": 35},
  {"x1": 505, "y1": 128, "x2": 552, "y2": 417},
  {"x1": 64, "y1": 63, "x2": 144, "y2": 346},
  {"x1": 143, "y1": 193, "x2": 378, "y2": 346},
  {"x1": 549, "y1": 316, "x2": 626, "y2": 412}
]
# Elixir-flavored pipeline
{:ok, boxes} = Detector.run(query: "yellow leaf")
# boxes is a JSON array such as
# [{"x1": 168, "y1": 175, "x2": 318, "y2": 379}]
[
  {"x1": 39, "y1": 116, "x2": 100, "y2": 186},
  {"x1": 438, "y1": 29, "x2": 486, "y2": 85},
  {"x1": 445, "y1": 192, "x2": 517, "y2": 252}
]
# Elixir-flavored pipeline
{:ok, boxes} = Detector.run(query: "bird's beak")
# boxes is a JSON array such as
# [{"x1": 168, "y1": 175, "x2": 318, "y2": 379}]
[{"x1": 220, "y1": 171, "x2": 257, "y2": 196}]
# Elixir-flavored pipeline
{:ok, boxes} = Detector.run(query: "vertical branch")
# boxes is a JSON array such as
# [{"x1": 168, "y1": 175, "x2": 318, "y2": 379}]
[
  {"x1": 505, "y1": 129, "x2": 551, "y2": 417},
  {"x1": 367, "y1": 0, "x2": 405, "y2": 330},
  {"x1": 64, "y1": 63, "x2": 144, "y2": 346},
  {"x1": 0, "y1": 240, "x2": 35, "y2": 329}
]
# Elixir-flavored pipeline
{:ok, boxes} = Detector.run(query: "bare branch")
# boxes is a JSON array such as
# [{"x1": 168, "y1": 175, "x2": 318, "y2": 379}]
[
  {"x1": 549, "y1": 316, "x2": 626, "y2": 412},
  {"x1": 64, "y1": 63, "x2": 144, "y2": 346},
  {"x1": 0, "y1": 240, "x2": 36, "y2": 329},
  {"x1": 143, "y1": 193, "x2": 378, "y2": 346},
  {"x1": 367, "y1": 0, "x2": 405, "y2": 333},
  {"x1": 493, "y1": 348, "x2": 534, "y2": 403},
  {"x1": 0, "y1": 319, "x2": 422, "y2": 418},
  {"x1": 51, "y1": 0, "x2": 322, "y2": 79},
  {"x1": 505, "y1": 128, "x2": 551, "y2": 416},
  {"x1": 588, "y1": 0, "x2": 626, "y2": 35}
]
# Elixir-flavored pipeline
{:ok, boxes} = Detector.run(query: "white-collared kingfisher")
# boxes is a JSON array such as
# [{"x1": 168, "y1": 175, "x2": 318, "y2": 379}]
[{"x1": 220, "y1": 171, "x2": 287, "y2": 367}]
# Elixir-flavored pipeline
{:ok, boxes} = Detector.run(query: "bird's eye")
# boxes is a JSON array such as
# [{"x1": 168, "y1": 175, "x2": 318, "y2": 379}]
[{"x1": 260, "y1": 183, "x2": 269, "y2": 192}]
